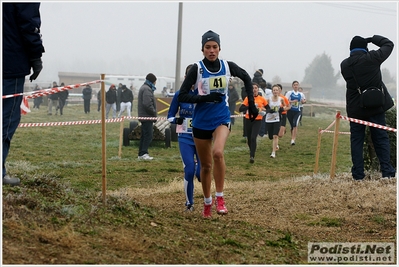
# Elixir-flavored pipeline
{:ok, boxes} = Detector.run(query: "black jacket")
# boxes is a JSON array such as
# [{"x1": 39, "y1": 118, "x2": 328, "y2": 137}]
[
  {"x1": 120, "y1": 88, "x2": 133, "y2": 103},
  {"x1": 340, "y1": 35, "x2": 394, "y2": 119},
  {"x1": 106, "y1": 88, "x2": 117, "y2": 104},
  {"x1": 82, "y1": 87, "x2": 92, "y2": 100},
  {"x1": 2, "y1": 3, "x2": 45, "y2": 79}
]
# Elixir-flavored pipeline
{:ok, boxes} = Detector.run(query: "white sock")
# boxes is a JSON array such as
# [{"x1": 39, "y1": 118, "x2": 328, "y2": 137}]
[
  {"x1": 215, "y1": 192, "x2": 223, "y2": 197},
  {"x1": 204, "y1": 197, "x2": 212, "y2": 205}
]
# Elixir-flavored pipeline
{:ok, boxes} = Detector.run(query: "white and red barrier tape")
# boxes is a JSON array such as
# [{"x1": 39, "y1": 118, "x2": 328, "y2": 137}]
[
  {"x1": 320, "y1": 112, "x2": 396, "y2": 134},
  {"x1": 2, "y1": 80, "x2": 102, "y2": 99},
  {"x1": 338, "y1": 114, "x2": 396, "y2": 133},
  {"x1": 18, "y1": 116, "x2": 167, "y2": 128}
]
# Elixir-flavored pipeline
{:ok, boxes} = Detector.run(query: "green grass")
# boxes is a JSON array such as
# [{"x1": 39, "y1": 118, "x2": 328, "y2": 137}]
[{"x1": 2, "y1": 100, "x2": 361, "y2": 264}]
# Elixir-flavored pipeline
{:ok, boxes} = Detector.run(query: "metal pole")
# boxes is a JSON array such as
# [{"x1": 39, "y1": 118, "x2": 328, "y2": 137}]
[
  {"x1": 174, "y1": 2, "x2": 183, "y2": 91},
  {"x1": 101, "y1": 74, "x2": 107, "y2": 205}
]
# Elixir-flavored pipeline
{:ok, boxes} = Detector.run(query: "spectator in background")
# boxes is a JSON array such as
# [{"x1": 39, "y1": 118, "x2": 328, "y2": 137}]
[
  {"x1": 48, "y1": 81, "x2": 58, "y2": 115},
  {"x1": 82, "y1": 84, "x2": 92, "y2": 114},
  {"x1": 129, "y1": 85, "x2": 135, "y2": 113},
  {"x1": 33, "y1": 84, "x2": 43, "y2": 109},
  {"x1": 118, "y1": 85, "x2": 134, "y2": 118},
  {"x1": 116, "y1": 83, "x2": 123, "y2": 112},
  {"x1": 97, "y1": 89, "x2": 101, "y2": 112},
  {"x1": 2, "y1": 2, "x2": 44, "y2": 186},
  {"x1": 227, "y1": 83, "x2": 239, "y2": 125},
  {"x1": 252, "y1": 69, "x2": 266, "y2": 86},
  {"x1": 340, "y1": 35, "x2": 395, "y2": 180},
  {"x1": 105, "y1": 84, "x2": 117, "y2": 119},
  {"x1": 137, "y1": 73, "x2": 157, "y2": 160},
  {"x1": 57, "y1": 82, "x2": 69, "y2": 115}
]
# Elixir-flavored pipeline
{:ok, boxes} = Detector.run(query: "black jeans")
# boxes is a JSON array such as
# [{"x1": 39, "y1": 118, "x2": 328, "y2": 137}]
[
  {"x1": 350, "y1": 112, "x2": 396, "y2": 179},
  {"x1": 138, "y1": 120, "x2": 154, "y2": 156},
  {"x1": 245, "y1": 119, "x2": 262, "y2": 158},
  {"x1": 84, "y1": 99, "x2": 91, "y2": 113}
]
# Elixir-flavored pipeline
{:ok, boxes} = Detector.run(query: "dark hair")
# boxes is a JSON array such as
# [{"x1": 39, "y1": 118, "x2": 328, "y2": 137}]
[
  {"x1": 292, "y1": 80, "x2": 299, "y2": 85},
  {"x1": 252, "y1": 82, "x2": 259, "y2": 88}
]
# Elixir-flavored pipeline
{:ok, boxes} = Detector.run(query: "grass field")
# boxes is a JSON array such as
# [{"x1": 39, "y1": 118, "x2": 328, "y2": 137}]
[{"x1": 2, "y1": 99, "x2": 396, "y2": 264}]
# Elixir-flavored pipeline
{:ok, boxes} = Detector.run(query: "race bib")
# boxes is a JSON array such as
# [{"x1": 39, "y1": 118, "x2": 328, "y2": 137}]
[
  {"x1": 199, "y1": 75, "x2": 227, "y2": 95},
  {"x1": 176, "y1": 118, "x2": 193, "y2": 133}
]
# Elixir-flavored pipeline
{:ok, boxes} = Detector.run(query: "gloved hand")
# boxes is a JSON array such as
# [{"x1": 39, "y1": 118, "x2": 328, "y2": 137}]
[
  {"x1": 279, "y1": 107, "x2": 285, "y2": 113},
  {"x1": 248, "y1": 101, "x2": 259, "y2": 122},
  {"x1": 259, "y1": 111, "x2": 266, "y2": 116},
  {"x1": 366, "y1": 37, "x2": 373, "y2": 43},
  {"x1": 175, "y1": 117, "x2": 185, "y2": 125},
  {"x1": 29, "y1": 58, "x2": 43, "y2": 82},
  {"x1": 200, "y1": 92, "x2": 224, "y2": 103}
]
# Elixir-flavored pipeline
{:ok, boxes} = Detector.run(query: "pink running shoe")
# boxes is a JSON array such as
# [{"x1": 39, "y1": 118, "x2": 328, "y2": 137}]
[
  {"x1": 215, "y1": 196, "x2": 228, "y2": 215},
  {"x1": 202, "y1": 202, "x2": 212, "y2": 218}
]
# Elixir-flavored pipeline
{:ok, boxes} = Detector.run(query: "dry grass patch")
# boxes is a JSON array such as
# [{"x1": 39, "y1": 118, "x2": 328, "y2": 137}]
[{"x1": 115, "y1": 173, "x2": 396, "y2": 244}]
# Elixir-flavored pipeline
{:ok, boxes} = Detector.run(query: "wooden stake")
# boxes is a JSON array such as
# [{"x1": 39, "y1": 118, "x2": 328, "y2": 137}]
[
  {"x1": 314, "y1": 127, "x2": 322, "y2": 175},
  {"x1": 330, "y1": 111, "x2": 341, "y2": 179}
]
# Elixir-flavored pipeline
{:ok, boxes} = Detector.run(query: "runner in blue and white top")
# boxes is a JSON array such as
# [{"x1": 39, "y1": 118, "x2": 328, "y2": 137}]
[
  {"x1": 178, "y1": 30, "x2": 258, "y2": 218},
  {"x1": 285, "y1": 80, "x2": 304, "y2": 145},
  {"x1": 167, "y1": 64, "x2": 200, "y2": 212}
]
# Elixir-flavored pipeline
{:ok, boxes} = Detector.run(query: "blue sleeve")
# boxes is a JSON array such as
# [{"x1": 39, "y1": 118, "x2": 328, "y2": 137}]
[{"x1": 167, "y1": 91, "x2": 180, "y2": 123}]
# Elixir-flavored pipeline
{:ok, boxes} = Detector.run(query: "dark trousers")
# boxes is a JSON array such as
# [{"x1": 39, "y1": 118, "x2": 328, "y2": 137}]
[
  {"x1": 245, "y1": 119, "x2": 262, "y2": 158},
  {"x1": 258, "y1": 117, "x2": 267, "y2": 136},
  {"x1": 59, "y1": 98, "x2": 66, "y2": 115},
  {"x1": 138, "y1": 120, "x2": 154, "y2": 156},
  {"x1": 84, "y1": 99, "x2": 91, "y2": 113},
  {"x1": 229, "y1": 104, "x2": 236, "y2": 125},
  {"x1": 2, "y1": 77, "x2": 24, "y2": 178},
  {"x1": 350, "y1": 112, "x2": 396, "y2": 179}
]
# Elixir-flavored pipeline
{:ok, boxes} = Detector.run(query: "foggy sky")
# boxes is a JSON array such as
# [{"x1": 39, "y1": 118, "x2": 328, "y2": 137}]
[{"x1": 37, "y1": 1, "x2": 397, "y2": 86}]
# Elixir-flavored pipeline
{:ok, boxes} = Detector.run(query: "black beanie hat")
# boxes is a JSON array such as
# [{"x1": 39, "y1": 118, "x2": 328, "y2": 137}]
[
  {"x1": 350, "y1": 36, "x2": 368, "y2": 50},
  {"x1": 202, "y1": 30, "x2": 220, "y2": 49},
  {"x1": 146, "y1": 73, "x2": 157, "y2": 83}
]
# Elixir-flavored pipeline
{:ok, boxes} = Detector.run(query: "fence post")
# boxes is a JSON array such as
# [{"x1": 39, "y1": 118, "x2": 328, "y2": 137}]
[
  {"x1": 330, "y1": 110, "x2": 341, "y2": 179},
  {"x1": 314, "y1": 127, "x2": 322, "y2": 174}
]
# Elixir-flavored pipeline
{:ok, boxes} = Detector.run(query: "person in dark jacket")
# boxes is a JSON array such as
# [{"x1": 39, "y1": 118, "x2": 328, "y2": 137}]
[
  {"x1": 57, "y1": 82, "x2": 69, "y2": 115},
  {"x1": 97, "y1": 89, "x2": 102, "y2": 112},
  {"x1": 82, "y1": 84, "x2": 92, "y2": 114},
  {"x1": 252, "y1": 69, "x2": 266, "y2": 86},
  {"x1": 2, "y1": 3, "x2": 45, "y2": 186},
  {"x1": 33, "y1": 84, "x2": 43, "y2": 109},
  {"x1": 340, "y1": 35, "x2": 395, "y2": 180},
  {"x1": 137, "y1": 73, "x2": 158, "y2": 160},
  {"x1": 105, "y1": 84, "x2": 117, "y2": 119},
  {"x1": 118, "y1": 85, "x2": 134, "y2": 118},
  {"x1": 48, "y1": 81, "x2": 59, "y2": 115},
  {"x1": 227, "y1": 83, "x2": 239, "y2": 125}
]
